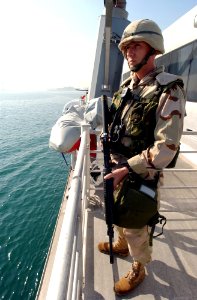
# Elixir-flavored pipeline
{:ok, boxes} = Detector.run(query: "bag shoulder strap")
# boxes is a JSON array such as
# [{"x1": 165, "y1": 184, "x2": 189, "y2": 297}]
[{"x1": 148, "y1": 212, "x2": 167, "y2": 246}]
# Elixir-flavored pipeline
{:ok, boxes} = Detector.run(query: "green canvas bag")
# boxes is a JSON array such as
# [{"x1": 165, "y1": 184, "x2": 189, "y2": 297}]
[{"x1": 113, "y1": 173, "x2": 158, "y2": 229}]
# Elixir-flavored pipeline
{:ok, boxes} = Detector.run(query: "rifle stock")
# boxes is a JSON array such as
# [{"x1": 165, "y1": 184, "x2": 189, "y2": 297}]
[{"x1": 102, "y1": 94, "x2": 114, "y2": 264}]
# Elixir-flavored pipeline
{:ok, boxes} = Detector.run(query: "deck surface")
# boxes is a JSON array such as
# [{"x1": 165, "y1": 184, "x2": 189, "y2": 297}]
[{"x1": 83, "y1": 154, "x2": 197, "y2": 300}]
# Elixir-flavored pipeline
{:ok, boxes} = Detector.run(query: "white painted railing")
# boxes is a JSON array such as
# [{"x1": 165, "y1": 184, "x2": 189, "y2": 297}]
[
  {"x1": 40, "y1": 123, "x2": 91, "y2": 300},
  {"x1": 161, "y1": 131, "x2": 197, "y2": 189}
]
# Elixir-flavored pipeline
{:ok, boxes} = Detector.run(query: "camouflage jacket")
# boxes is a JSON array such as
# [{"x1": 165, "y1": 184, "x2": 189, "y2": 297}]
[{"x1": 110, "y1": 66, "x2": 186, "y2": 179}]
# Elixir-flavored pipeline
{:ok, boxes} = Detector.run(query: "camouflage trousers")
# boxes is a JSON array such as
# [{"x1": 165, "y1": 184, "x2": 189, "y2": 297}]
[
  {"x1": 116, "y1": 225, "x2": 152, "y2": 265},
  {"x1": 116, "y1": 190, "x2": 161, "y2": 265}
]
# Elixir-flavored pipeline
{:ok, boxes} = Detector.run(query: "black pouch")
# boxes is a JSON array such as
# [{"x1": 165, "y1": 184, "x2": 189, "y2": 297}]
[{"x1": 113, "y1": 173, "x2": 158, "y2": 229}]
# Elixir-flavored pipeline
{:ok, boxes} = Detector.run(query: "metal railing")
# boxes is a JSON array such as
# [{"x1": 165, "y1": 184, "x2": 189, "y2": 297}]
[
  {"x1": 41, "y1": 123, "x2": 91, "y2": 300},
  {"x1": 161, "y1": 130, "x2": 197, "y2": 189}
]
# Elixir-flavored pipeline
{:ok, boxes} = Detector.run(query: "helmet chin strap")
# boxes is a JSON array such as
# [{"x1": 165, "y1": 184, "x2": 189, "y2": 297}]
[{"x1": 130, "y1": 48, "x2": 155, "y2": 72}]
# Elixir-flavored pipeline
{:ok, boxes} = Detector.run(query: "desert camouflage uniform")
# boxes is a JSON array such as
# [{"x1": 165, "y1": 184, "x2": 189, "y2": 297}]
[{"x1": 110, "y1": 65, "x2": 186, "y2": 265}]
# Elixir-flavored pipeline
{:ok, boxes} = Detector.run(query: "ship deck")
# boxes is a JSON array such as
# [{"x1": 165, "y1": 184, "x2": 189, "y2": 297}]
[
  {"x1": 84, "y1": 155, "x2": 197, "y2": 300},
  {"x1": 37, "y1": 154, "x2": 197, "y2": 300}
]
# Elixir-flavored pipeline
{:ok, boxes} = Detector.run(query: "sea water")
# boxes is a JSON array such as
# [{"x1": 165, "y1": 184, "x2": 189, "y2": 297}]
[{"x1": 0, "y1": 90, "x2": 84, "y2": 299}]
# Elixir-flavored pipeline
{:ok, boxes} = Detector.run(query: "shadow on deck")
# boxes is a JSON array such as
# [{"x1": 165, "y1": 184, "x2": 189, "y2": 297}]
[{"x1": 83, "y1": 154, "x2": 197, "y2": 300}]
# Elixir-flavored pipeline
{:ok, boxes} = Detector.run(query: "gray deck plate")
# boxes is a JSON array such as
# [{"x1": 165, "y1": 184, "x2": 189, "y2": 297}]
[{"x1": 83, "y1": 155, "x2": 197, "y2": 300}]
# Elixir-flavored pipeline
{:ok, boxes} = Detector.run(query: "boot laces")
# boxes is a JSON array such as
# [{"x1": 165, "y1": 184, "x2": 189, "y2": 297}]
[{"x1": 125, "y1": 262, "x2": 142, "y2": 282}]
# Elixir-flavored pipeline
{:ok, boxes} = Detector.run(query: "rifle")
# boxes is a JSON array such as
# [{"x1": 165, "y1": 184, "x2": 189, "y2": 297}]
[{"x1": 102, "y1": 94, "x2": 114, "y2": 264}]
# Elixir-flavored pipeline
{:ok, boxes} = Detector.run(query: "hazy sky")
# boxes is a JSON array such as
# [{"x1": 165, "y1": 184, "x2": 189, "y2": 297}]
[{"x1": 0, "y1": 0, "x2": 196, "y2": 91}]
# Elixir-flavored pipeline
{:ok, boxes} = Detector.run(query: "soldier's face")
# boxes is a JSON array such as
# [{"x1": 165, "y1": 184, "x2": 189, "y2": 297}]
[{"x1": 126, "y1": 41, "x2": 151, "y2": 69}]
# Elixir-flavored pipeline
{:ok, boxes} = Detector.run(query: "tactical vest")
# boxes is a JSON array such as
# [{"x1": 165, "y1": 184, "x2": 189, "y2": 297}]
[{"x1": 109, "y1": 77, "x2": 183, "y2": 159}]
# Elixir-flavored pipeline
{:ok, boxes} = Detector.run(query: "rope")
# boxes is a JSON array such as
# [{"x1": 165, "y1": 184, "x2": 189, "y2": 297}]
[{"x1": 61, "y1": 153, "x2": 68, "y2": 166}]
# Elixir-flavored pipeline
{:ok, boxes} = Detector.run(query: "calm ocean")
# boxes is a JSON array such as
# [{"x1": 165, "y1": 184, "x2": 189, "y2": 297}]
[{"x1": 0, "y1": 90, "x2": 84, "y2": 299}]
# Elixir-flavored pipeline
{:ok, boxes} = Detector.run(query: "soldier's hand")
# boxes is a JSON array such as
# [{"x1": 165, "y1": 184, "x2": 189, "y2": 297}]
[{"x1": 104, "y1": 167, "x2": 128, "y2": 189}]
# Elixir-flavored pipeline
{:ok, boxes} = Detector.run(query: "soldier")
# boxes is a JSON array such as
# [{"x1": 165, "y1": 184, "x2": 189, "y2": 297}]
[{"x1": 98, "y1": 19, "x2": 186, "y2": 295}]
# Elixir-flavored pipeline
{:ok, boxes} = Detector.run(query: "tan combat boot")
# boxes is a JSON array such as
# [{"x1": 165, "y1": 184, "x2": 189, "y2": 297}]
[
  {"x1": 114, "y1": 261, "x2": 145, "y2": 295},
  {"x1": 98, "y1": 236, "x2": 129, "y2": 257}
]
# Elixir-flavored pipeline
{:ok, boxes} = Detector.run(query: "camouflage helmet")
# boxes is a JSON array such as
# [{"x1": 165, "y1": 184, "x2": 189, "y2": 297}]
[{"x1": 119, "y1": 19, "x2": 165, "y2": 54}]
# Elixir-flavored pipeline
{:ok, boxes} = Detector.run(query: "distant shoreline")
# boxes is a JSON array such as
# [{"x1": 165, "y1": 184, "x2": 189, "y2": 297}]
[
  {"x1": 49, "y1": 87, "x2": 88, "y2": 92},
  {"x1": 0, "y1": 87, "x2": 88, "y2": 93},
  {"x1": 49, "y1": 87, "x2": 75, "y2": 91}
]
